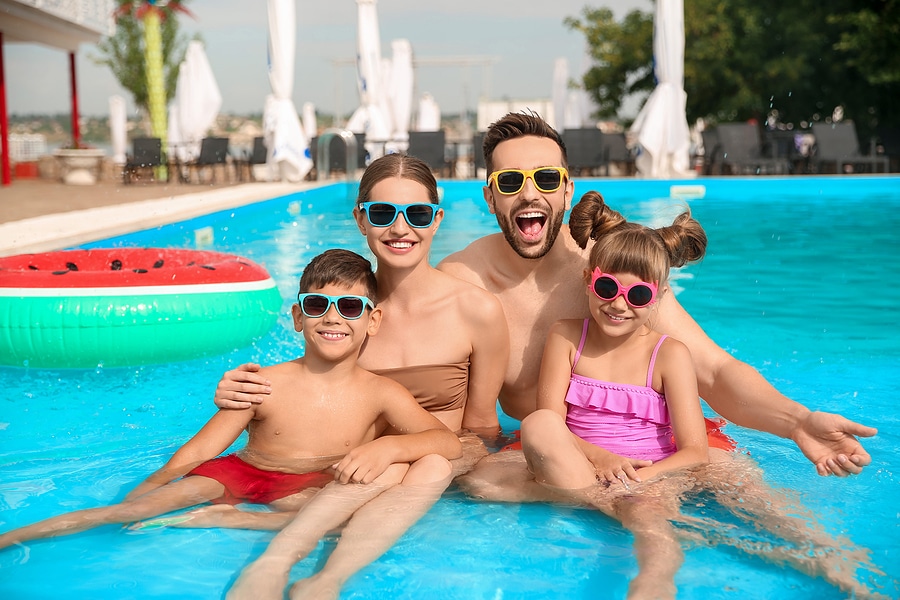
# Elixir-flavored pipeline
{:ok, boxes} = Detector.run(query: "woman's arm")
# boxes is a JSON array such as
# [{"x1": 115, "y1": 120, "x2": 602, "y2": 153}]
[
  {"x1": 461, "y1": 290, "x2": 508, "y2": 437},
  {"x1": 127, "y1": 408, "x2": 256, "y2": 499},
  {"x1": 656, "y1": 291, "x2": 876, "y2": 476},
  {"x1": 213, "y1": 363, "x2": 271, "y2": 409},
  {"x1": 633, "y1": 338, "x2": 708, "y2": 481}
]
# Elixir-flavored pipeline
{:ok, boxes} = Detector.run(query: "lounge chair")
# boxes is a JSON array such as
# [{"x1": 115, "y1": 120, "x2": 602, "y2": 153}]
[
  {"x1": 600, "y1": 132, "x2": 636, "y2": 176},
  {"x1": 875, "y1": 126, "x2": 900, "y2": 172},
  {"x1": 182, "y1": 137, "x2": 231, "y2": 183},
  {"x1": 810, "y1": 122, "x2": 889, "y2": 174},
  {"x1": 700, "y1": 129, "x2": 722, "y2": 175},
  {"x1": 713, "y1": 123, "x2": 791, "y2": 175},
  {"x1": 123, "y1": 137, "x2": 166, "y2": 184},
  {"x1": 239, "y1": 136, "x2": 268, "y2": 182},
  {"x1": 562, "y1": 128, "x2": 604, "y2": 176},
  {"x1": 473, "y1": 132, "x2": 486, "y2": 177},
  {"x1": 407, "y1": 131, "x2": 447, "y2": 176}
]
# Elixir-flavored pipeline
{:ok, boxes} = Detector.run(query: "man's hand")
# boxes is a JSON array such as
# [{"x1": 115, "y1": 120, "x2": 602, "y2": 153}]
[{"x1": 791, "y1": 411, "x2": 877, "y2": 476}]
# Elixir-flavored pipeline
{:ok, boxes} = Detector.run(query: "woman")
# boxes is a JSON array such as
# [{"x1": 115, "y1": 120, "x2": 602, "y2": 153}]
[{"x1": 177, "y1": 154, "x2": 509, "y2": 599}]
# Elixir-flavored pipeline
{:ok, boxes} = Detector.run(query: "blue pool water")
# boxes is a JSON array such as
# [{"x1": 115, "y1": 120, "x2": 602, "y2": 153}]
[{"x1": 1, "y1": 176, "x2": 898, "y2": 599}]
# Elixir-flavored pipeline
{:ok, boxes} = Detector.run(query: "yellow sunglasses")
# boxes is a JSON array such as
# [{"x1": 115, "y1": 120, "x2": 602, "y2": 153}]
[{"x1": 487, "y1": 167, "x2": 569, "y2": 195}]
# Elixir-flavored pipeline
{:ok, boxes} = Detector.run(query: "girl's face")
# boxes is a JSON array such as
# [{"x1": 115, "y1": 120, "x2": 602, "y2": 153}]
[
  {"x1": 353, "y1": 177, "x2": 443, "y2": 271},
  {"x1": 584, "y1": 269, "x2": 660, "y2": 338}
]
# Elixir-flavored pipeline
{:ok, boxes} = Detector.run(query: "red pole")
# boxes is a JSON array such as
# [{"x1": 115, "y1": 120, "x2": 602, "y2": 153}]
[
  {"x1": 0, "y1": 32, "x2": 11, "y2": 186},
  {"x1": 69, "y1": 51, "x2": 81, "y2": 149}
]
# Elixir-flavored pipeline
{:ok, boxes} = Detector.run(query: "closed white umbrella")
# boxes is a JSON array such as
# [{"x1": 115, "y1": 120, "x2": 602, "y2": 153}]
[
  {"x1": 302, "y1": 102, "x2": 317, "y2": 141},
  {"x1": 629, "y1": 0, "x2": 692, "y2": 178},
  {"x1": 385, "y1": 38, "x2": 413, "y2": 153},
  {"x1": 552, "y1": 57, "x2": 569, "y2": 132},
  {"x1": 264, "y1": 0, "x2": 313, "y2": 182},
  {"x1": 169, "y1": 40, "x2": 222, "y2": 162},
  {"x1": 416, "y1": 92, "x2": 441, "y2": 132},
  {"x1": 346, "y1": 0, "x2": 392, "y2": 160},
  {"x1": 109, "y1": 95, "x2": 127, "y2": 165}
]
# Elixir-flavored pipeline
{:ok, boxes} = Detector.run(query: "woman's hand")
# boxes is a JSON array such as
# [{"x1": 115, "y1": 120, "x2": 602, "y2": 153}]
[{"x1": 213, "y1": 363, "x2": 271, "y2": 409}]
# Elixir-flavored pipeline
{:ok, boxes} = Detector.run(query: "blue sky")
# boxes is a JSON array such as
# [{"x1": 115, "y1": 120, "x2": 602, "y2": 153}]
[{"x1": 5, "y1": 0, "x2": 650, "y2": 117}]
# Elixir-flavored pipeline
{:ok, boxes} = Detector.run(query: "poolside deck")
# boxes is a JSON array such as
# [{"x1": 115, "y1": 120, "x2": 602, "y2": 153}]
[{"x1": 0, "y1": 177, "x2": 316, "y2": 256}]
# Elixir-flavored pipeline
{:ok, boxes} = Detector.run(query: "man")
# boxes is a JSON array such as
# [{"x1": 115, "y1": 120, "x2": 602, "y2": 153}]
[{"x1": 437, "y1": 111, "x2": 875, "y2": 476}]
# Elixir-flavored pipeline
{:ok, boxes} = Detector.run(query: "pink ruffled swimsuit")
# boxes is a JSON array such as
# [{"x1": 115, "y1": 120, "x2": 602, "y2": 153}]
[{"x1": 564, "y1": 320, "x2": 675, "y2": 462}]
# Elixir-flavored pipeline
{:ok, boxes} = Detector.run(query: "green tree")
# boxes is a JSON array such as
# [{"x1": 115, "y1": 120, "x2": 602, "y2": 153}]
[
  {"x1": 564, "y1": 8, "x2": 654, "y2": 120},
  {"x1": 92, "y1": 0, "x2": 194, "y2": 119},
  {"x1": 568, "y1": 0, "x2": 900, "y2": 137}
]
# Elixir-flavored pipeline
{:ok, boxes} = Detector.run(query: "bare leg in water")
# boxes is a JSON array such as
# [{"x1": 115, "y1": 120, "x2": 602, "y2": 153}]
[
  {"x1": 0, "y1": 476, "x2": 226, "y2": 549},
  {"x1": 137, "y1": 432, "x2": 490, "y2": 532},
  {"x1": 678, "y1": 449, "x2": 885, "y2": 598},
  {"x1": 226, "y1": 462, "x2": 411, "y2": 600},
  {"x1": 288, "y1": 454, "x2": 455, "y2": 600}
]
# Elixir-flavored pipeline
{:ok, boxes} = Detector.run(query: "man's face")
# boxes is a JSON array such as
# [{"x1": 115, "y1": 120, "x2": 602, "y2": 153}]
[{"x1": 483, "y1": 136, "x2": 573, "y2": 259}]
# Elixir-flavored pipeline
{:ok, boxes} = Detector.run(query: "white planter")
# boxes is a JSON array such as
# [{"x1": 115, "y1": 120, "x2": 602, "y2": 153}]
[{"x1": 53, "y1": 149, "x2": 106, "y2": 185}]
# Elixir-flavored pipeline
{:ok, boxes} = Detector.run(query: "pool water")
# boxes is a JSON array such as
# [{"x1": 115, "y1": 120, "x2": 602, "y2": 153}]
[{"x1": 1, "y1": 176, "x2": 897, "y2": 599}]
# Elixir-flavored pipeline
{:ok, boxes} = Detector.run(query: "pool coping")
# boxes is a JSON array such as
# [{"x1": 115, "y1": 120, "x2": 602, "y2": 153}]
[{"x1": 0, "y1": 181, "x2": 320, "y2": 257}]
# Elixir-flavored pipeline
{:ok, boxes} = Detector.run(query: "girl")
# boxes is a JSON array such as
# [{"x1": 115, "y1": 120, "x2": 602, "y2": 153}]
[{"x1": 522, "y1": 190, "x2": 709, "y2": 599}]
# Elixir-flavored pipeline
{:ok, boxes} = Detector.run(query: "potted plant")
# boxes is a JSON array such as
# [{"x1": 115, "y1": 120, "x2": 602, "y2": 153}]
[{"x1": 52, "y1": 141, "x2": 106, "y2": 185}]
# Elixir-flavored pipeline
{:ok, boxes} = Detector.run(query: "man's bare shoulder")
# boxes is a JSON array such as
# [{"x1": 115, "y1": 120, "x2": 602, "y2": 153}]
[{"x1": 437, "y1": 233, "x2": 504, "y2": 287}]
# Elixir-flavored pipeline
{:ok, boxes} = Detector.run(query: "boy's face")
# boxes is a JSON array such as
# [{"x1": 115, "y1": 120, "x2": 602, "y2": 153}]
[{"x1": 291, "y1": 282, "x2": 381, "y2": 361}]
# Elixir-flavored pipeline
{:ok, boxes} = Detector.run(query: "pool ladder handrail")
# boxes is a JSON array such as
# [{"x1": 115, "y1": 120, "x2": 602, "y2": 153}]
[{"x1": 316, "y1": 128, "x2": 359, "y2": 182}]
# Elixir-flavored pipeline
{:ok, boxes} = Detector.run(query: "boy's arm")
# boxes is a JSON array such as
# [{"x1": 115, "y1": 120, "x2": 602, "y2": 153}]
[
  {"x1": 332, "y1": 379, "x2": 462, "y2": 485},
  {"x1": 656, "y1": 291, "x2": 876, "y2": 476},
  {"x1": 126, "y1": 408, "x2": 256, "y2": 499},
  {"x1": 634, "y1": 339, "x2": 708, "y2": 481}
]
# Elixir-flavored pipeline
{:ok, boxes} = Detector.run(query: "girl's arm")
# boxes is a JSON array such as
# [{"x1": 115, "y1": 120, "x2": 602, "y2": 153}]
[
  {"x1": 634, "y1": 338, "x2": 708, "y2": 481},
  {"x1": 536, "y1": 321, "x2": 651, "y2": 483},
  {"x1": 126, "y1": 408, "x2": 256, "y2": 499},
  {"x1": 331, "y1": 379, "x2": 462, "y2": 485},
  {"x1": 461, "y1": 290, "x2": 508, "y2": 437}
]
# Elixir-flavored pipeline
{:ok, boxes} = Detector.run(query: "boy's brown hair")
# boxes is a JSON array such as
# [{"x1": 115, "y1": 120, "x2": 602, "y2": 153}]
[{"x1": 298, "y1": 249, "x2": 377, "y2": 300}]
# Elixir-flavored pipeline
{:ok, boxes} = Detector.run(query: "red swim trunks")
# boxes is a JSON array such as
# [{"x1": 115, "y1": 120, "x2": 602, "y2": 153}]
[
  {"x1": 499, "y1": 417, "x2": 737, "y2": 453},
  {"x1": 185, "y1": 454, "x2": 334, "y2": 505}
]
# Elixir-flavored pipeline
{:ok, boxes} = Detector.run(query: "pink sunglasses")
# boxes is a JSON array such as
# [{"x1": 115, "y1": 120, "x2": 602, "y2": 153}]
[{"x1": 589, "y1": 268, "x2": 659, "y2": 308}]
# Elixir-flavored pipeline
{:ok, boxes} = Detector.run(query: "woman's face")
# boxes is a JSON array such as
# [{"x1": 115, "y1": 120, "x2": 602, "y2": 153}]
[{"x1": 353, "y1": 176, "x2": 443, "y2": 270}]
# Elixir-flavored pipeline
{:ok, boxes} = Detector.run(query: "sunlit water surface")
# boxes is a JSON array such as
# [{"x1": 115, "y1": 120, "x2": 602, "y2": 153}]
[{"x1": 1, "y1": 176, "x2": 897, "y2": 599}]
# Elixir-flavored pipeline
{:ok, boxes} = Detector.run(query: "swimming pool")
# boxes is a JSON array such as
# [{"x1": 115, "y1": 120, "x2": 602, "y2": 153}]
[{"x1": 1, "y1": 176, "x2": 897, "y2": 599}]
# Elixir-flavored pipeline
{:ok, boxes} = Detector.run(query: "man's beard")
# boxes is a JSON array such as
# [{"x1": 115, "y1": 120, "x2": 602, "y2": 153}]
[{"x1": 495, "y1": 208, "x2": 565, "y2": 260}]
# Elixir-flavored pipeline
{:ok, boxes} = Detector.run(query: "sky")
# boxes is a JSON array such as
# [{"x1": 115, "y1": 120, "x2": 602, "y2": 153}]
[{"x1": 5, "y1": 0, "x2": 651, "y2": 118}]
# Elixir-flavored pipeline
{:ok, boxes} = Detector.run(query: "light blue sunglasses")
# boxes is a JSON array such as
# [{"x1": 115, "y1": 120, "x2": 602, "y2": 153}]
[
  {"x1": 359, "y1": 202, "x2": 438, "y2": 228},
  {"x1": 296, "y1": 293, "x2": 374, "y2": 320}
]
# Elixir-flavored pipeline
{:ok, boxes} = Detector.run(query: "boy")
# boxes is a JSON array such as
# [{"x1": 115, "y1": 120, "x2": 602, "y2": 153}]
[{"x1": 0, "y1": 248, "x2": 461, "y2": 549}]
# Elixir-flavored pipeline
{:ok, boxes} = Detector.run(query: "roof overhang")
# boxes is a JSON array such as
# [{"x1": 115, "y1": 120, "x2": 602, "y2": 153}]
[{"x1": 0, "y1": 0, "x2": 114, "y2": 51}]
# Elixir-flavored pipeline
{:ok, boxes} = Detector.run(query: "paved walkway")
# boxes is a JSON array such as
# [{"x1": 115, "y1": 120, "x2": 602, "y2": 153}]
[{"x1": 0, "y1": 177, "x2": 315, "y2": 256}]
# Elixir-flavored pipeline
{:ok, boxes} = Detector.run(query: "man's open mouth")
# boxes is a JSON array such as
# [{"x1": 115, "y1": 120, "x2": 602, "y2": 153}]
[{"x1": 516, "y1": 211, "x2": 547, "y2": 240}]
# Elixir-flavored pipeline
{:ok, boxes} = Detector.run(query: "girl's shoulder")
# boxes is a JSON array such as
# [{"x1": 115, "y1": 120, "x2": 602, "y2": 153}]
[{"x1": 653, "y1": 334, "x2": 693, "y2": 367}]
